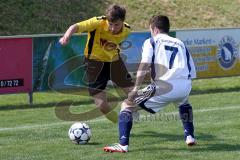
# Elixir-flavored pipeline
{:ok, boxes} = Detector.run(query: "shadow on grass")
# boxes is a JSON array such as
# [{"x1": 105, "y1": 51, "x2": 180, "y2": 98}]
[
  {"x1": 0, "y1": 86, "x2": 239, "y2": 111},
  {"x1": 131, "y1": 131, "x2": 240, "y2": 152},
  {"x1": 202, "y1": 143, "x2": 240, "y2": 152},
  {"x1": 0, "y1": 96, "x2": 124, "y2": 111},
  {"x1": 131, "y1": 131, "x2": 184, "y2": 141},
  {"x1": 0, "y1": 100, "x2": 92, "y2": 111},
  {"x1": 191, "y1": 86, "x2": 240, "y2": 95},
  {"x1": 86, "y1": 142, "x2": 102, "y2": 146}
]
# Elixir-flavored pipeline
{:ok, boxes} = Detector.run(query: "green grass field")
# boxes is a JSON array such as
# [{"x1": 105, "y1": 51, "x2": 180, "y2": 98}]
[
  {"x1": 0, "y1": 77, "x2": 240, "y2": 160},
  {"x1": 1, "y1": 1, "x2": 240, "y2": 159},
  {"x1": 1, "y1": 0, "x2": 240, "y2": 35}
]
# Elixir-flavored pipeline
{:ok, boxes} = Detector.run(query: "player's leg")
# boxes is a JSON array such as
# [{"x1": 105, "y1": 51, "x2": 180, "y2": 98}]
[
  {"x1": 104, "y1": 101, "x2": 136, "y2": 153},
  {"x1": 85, "y1": 59, "x2": 118, "y2": 123},
  {"x1": 110, "y1": 57, "x2": 134, "y2": 92},
  {"x1": 104, "y1": 83, "x2": 162, "y2": 153},
  {"x1": 110, "y1": 57, "x2": 140, "y2": 122},
  {"x1": 104, "y1": 90, "x2": 165, "y2": 153},
  {"x1": 122, "y1": 85, "x2": 141, "y2": 123},
  {"x1": 150, "y1": 79, "x2": 196, "y2": 146},
  {"x1": 168, "y1": 79, "x2": 196, "y2": 146},
  {"x1": 121, "y1": 83, "x2": 141, "y2": 123},
  {"x1": 174, "y1": 79, "x2": 196, "y2": 146},
  {"x1": 92, "y1": 91, "x2": 118, "y2": 123},
  {"x1": 178, "y1": 102, "x2": 196, "y2": 146}
]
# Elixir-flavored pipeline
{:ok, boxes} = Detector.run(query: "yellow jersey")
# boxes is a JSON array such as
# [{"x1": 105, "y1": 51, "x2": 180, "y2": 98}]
[{"x1": 76, "y1": 16, "x2": 131, "y2": 62}]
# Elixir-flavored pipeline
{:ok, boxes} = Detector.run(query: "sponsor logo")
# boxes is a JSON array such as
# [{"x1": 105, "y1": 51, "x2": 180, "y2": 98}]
[
  {"x1": 100, "y1": 39, "x2": 117, "y2": 51},
  {"x1": 217, "y1": 36, "x2": 238, "y2": 69}
]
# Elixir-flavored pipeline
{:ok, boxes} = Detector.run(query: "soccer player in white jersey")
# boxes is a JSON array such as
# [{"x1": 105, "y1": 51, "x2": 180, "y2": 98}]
[{"x1": 103, "y1": 15, "x2": 197, "y2": 153}]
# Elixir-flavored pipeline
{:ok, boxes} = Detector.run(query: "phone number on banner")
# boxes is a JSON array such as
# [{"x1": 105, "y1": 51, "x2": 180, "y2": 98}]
[{"x1": 0, "y1": 79, "x2": 24, "y2": 88}]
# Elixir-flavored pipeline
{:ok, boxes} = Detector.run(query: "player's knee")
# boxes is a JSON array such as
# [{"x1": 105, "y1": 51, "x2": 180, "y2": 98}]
[
  {"x1": 120, "y1": 101, "x2": 135, "y2": 112},
  {"x1": 120, "y1": 101, "x2": 130, "y2": 111}
]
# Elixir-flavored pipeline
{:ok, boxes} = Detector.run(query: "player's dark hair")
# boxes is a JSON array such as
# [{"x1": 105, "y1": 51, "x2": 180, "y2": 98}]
[
  {"x1": 106, "y1": 4, "x2": 126, "y2": 22},
  {"x1": 149, "y1": 15, "x2": 170, "y2": 33}
]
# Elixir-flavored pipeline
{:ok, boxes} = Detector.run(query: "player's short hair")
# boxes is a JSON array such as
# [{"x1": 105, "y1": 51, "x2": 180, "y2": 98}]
[
  {"x1": 106, "y1": 4, "x2": 126, "y2": 22},
  {"x1": 149, "y1": 15, "x2": 170, "y2": 33}
]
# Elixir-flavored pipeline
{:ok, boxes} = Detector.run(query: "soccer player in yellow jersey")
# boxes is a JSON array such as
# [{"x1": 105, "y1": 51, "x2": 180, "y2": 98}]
[{"x1": 59, "y1": 4, "x2": 134, "y2": 123}]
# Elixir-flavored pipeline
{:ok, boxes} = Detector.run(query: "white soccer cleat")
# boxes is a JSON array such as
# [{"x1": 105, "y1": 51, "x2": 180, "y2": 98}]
[
  {"x1": 103, "y1": 143, "x2": 128, "y2": 153},
  {"x1": 185, "y1": 135, "x2": 196, "y2": 146}
]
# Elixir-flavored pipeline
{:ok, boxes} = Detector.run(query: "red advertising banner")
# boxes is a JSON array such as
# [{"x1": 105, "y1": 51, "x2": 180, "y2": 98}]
[{"x1": 0, "y1": 38, "x2": 32, "y2": 94}]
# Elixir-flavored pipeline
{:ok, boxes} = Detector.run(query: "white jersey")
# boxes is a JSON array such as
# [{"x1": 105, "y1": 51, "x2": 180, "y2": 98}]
[{"x1": 141, "y1": 33, "x2": 196, "y2": 81}]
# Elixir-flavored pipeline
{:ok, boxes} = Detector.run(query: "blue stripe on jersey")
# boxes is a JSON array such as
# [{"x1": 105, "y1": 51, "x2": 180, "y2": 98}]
[
  {"x1": 185, "y1": 47, "x2": 191, "y2": 78},
  {"x1": 150, "y1": 38, "x2": 156, "y2": 80}
]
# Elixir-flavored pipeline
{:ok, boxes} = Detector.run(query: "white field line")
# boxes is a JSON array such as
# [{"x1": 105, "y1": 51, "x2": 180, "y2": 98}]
[{"x1": 0, "y1": 105, "x2": 240, "y2": 132}]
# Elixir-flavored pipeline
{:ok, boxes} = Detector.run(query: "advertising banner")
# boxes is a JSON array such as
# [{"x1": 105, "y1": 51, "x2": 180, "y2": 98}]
[
  {"x1": 2, "y1": 29, "x2": 239, "y2": 94},
  {"x1": 32, "y1": 35, "x2": 87, "y2": 91},
  {"x1": 176, "y1": 28, "x2": 240, "y2": 78},
  {"x1": 0, "y1": 38, "x2": 32, "y2": 94},
  {"x1": 32, "y1": 32, "x2": 153, "y2": 91}
]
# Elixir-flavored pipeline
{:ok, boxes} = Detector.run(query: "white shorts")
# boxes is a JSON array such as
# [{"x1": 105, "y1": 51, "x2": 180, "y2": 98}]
[{"x1": 134, "y1": 79, "x2": 192, "y2": 113}]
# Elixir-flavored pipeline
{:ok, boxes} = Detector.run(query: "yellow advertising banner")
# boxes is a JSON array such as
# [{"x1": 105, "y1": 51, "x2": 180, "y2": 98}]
[{"x1": 176, "y1": 28, "x2": 240, "y2": 78}]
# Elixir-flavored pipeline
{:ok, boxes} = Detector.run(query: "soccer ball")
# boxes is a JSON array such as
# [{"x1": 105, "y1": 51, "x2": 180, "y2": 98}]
[{"x1": 68, "y1": 122, "x2": 91, "y2": 144}]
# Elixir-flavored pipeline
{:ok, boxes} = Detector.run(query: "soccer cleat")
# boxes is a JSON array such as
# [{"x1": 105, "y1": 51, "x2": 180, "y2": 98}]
[
  {"x1": 185, "y1": 135, "x2": 196, "y2": 146},
  {"x1": 103, "y1": 143, "x2": 128, "y2": 153}
]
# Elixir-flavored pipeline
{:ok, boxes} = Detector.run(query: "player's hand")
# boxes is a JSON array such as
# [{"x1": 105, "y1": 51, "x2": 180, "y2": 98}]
[
  {"x1": 127, "y1": 90, "x2": 138, "y2": 102},
  {"x1": 59, "y1": 36, "x2": 69, "y2": 46}
]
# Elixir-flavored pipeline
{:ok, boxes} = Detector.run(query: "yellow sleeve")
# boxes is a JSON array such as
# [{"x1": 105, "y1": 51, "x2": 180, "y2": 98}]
[{"x1": 76, "y1": 17, "x2": 101, "y2": 33}]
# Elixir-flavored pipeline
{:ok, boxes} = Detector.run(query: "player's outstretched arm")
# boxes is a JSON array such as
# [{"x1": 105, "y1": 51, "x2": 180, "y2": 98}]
[{"x1": 59, "y1": 24, "x2": 79, "y2": 46}]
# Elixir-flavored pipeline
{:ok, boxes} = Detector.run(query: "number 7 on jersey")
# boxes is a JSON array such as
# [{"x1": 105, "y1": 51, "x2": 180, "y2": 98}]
[{"x1": 164, "y1": 45, "x2": 178, "y2": 69}]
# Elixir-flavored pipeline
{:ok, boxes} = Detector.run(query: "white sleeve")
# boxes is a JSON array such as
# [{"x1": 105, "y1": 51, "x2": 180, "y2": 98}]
[
  {"x1": 141, "y1": 38, "x2": 154, "y2": 63},
  {"x1": 189, "y1": 55, "x2": 197, "y2": 79}
]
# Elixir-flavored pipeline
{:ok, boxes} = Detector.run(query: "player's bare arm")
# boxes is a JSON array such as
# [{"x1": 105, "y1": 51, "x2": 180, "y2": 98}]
[
  {"x1": 128, "y1": 62, "x2": 151, "y2": 101},
  {"x1": 59, "y1": 24, "x2": 79, "y2": 45}
]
